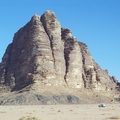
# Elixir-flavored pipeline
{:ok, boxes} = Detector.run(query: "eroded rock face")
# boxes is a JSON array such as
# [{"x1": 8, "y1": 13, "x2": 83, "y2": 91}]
[
  {"x1": 0, "y1": 10, "x2": 119, "y2": 92},
  {"x1": 62, "y1": 29, "x2": 83, "y2": 88},
  {"x1": 41, "y1": 11, "x2": 66, "y2": 86},
  {"x1": 79, "y1": 42, "x2": 117, "y2": 90}
]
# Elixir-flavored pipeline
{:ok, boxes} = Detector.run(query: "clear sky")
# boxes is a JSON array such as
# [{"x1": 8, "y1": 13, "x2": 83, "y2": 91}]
[{"x1": 0, "y1": 0, "x2": 120, "y2": 81}]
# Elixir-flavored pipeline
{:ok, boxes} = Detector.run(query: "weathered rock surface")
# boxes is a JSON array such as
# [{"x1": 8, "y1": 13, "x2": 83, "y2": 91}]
[
  {"x1": 0, "y1": 10, "x2": 119, "y2": 104},
  {"x1": 62, "y1": 28, "x2": 83, "y2": 88},
  {"x1": 79, "y1": 42, "x2": 118, "y2": 90},
  {"x1": 0, "y1": 92, "x2": 80, "y2": 105}
]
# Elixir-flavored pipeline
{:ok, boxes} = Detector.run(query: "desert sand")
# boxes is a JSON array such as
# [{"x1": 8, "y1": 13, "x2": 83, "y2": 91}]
[{"x1": 0, "y1": 104, "x2": 120, "y2": 120}]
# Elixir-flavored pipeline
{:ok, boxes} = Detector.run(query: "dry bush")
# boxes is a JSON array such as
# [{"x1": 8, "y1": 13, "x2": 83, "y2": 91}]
[
  {"x1": 109, "y1": 116, "x2": 120, "y2": 119},
  {"x1": 19, "y1": 116, "x2": 39, "y2": 120}
]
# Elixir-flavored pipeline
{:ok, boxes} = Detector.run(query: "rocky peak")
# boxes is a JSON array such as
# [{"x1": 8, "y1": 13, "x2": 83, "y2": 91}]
[
  {"x1": 0, "y1": 11, "x2": 119, "y2": 94},
  {"x1": 61, "y1": 28, "x2": 73, "y2": 39}
]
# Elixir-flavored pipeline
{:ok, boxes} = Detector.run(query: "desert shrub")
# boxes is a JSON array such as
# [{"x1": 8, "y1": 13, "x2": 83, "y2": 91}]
[
  {"x1": 109, "y1": 116, "x2": 120, "y2": 119},
  {"x1": 19, "y1": 116, "x2": 39, "y2": 120}
]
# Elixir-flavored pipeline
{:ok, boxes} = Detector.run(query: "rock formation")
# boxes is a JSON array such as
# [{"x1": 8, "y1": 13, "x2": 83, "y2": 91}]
[{"x1": 0, "y1": 10, "x2": 119, "y2": 104}]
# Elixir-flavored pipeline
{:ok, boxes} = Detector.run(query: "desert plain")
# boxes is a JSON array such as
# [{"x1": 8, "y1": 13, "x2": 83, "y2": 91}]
[{"x1": 0, "y1": 104, "x2": 120, "y2": 120}]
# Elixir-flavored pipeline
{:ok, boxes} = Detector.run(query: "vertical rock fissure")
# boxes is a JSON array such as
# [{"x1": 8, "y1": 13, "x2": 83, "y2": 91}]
[
  {"x1": 40, "y1": 19, "x2": 56, "y2": 70},
  {"x1": 64, "y1": 39, "x2": 74, "y2": 84},
  {"x1": 64, "y1": 51, "x2": 70, "y2": 84},
  {"x1": 48, "y1": 36, "x2": 56, "y2": 69}
]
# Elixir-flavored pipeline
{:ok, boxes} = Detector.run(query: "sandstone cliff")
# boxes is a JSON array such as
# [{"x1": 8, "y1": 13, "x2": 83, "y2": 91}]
[{"x1": 0, "y1": 11, "x2": 119, "y2": 104}]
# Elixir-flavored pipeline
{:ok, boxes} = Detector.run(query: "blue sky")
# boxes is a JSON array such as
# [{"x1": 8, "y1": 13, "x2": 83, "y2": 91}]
[{"x1": 0, "y1": 0, "x2": 120, "y2": 81}]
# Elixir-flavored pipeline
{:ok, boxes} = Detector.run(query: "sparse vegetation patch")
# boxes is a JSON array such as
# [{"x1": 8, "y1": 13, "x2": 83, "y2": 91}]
[
  {"x1": 19, "y1": 116, "x2": 39, "y2": 120},
  {"x1": 109, "y1": 116, "x2": 120, "y2": 119}
]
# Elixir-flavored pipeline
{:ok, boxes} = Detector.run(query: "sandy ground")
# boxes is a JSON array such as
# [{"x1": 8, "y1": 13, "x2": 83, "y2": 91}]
[{"x1": 0, "y1": 104, "x2": 120, "y2": 120}]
